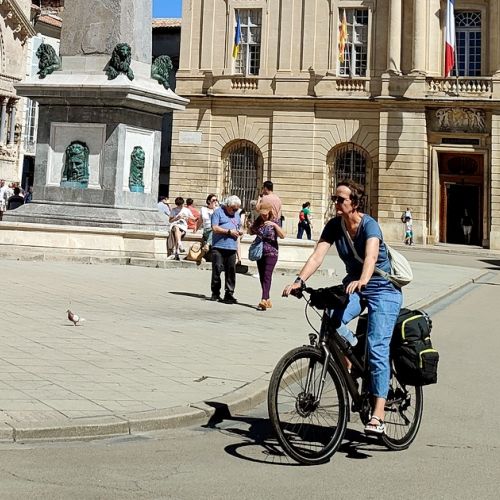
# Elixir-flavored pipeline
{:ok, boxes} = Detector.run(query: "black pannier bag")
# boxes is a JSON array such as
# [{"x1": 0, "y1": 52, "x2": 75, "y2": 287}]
[{"x1": 391, "y1": 308, "x2": 439, "y2": 386}]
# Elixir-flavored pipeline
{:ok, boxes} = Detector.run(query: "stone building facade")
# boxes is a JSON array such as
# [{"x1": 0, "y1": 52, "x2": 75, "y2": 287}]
[
  {"x1": 0, "y1": 0, "x2": 35, "y2": 184},
  {"x1": 170, "y1": 0, "x2": 500, "y2": 249}
]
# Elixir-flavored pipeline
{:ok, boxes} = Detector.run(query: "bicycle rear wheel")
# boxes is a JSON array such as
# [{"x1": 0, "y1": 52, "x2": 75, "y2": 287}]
[
  {"x1": 381, "y1": 368, "x2": 423, "y2": 450},
  {"x1": 267, "y1": 346, "x2": 349, "y2": 465}
]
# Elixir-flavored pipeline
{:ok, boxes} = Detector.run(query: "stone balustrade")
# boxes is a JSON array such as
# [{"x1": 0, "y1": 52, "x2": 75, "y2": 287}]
[
  {"x1": 335, "y1": 78, "x2": 368, "y2": 93},
  {"x1": 426, "y1": 77, "x2": 493, "y2": 97},
  {"x1": 231, "y1": 77, "x2": 259, "y2": 90}
]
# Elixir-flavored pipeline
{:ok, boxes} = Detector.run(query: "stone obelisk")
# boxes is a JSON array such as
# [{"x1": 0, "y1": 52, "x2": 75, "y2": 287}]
[{"x1": 8, "y1": 0, "x2": 187, "y2": 232}]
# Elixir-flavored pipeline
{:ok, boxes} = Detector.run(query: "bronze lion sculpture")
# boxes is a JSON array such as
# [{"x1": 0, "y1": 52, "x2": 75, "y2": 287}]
[{"x1": 105, "y1": 43, "x2": 134, "y2": 81}]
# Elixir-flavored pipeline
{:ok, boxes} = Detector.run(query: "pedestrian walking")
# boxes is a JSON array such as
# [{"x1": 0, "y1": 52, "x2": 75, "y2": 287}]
[
  {"x1": 461, "y1": 209, "x2": 473, "y2": 244},
  {"x1": 256, "y1": 180, "x2": 282, "y2": 222},
  {"x1": 201, "y1": 194, "x2": 219, "y2": 260},
  {"x1": 283, "y1": 179, "x2": 402, "y2": 436},
  {"x1": 210, "y1": 195, "x2": 243, "y2": 303},
  {"x1": 404, "y1": 217, "x2": 414, "y2": 246},
  {"x1": 297, "y1": 202, "x2": 312, "y2": 240},
  {"x1": 250, "y1": 202, "x2": 286, "y2": 310},
  {"x1": 401, "y1": 207, "x2": 412, "y2": 223}
]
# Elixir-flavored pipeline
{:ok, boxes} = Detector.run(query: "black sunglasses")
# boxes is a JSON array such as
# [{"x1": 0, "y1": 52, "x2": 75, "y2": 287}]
[{"x1": 331, "y1": 195, "x2": 349, "y2": 204}]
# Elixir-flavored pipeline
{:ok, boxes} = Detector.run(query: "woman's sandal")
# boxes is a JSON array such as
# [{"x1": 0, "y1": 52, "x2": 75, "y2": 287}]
[
  {"x1": 257, "y1": 300, "x2": 268, "y2": 311},
  {"x1": 364, "y1": 415, "x2": 385, "y2": 436}
]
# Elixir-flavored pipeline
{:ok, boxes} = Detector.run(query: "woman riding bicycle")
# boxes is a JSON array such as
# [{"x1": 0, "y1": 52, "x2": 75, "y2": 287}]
[{"x1": 283, "y1": 179, "x2": 402, "y2": 435}]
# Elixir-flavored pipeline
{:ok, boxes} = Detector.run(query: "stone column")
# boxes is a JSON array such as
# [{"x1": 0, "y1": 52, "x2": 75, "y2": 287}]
[
  {"x1": 411, "y1": 0, "x2": 426, "y2": 74},
  {"x1": 278, "y1": 0, "x2": 293, "y2": 71},
  {"x1": 387, "y1": 0, "x2": 402, "y2": 74},
  {"x1": 7, "y1": 100, "x2": 17, "y2": 145},
  {"x1": 60, "y1": 0, "x2": 151, "y2": 64},
  {"x1": 490, "y1": 0, "x2": 500, "y2": 75},
  {"x1": 0, "y1": 98, "x2": 7, "y2": 144}
]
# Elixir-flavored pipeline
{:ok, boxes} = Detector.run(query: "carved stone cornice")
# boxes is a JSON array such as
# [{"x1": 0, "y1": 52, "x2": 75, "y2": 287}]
[{"x1": 0, "y1": 0, "x2": 37, "y2": 43}]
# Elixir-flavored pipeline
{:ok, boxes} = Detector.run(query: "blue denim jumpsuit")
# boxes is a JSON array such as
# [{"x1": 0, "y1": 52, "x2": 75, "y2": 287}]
[{"x1": 321, "y1": 216, "x2": 403, "y2": 399}]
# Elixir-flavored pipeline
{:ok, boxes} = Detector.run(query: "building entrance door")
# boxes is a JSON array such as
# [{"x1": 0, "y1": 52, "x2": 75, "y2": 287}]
[{"x1": 438, "y1": 153, "x2": 483, "y2": 245}]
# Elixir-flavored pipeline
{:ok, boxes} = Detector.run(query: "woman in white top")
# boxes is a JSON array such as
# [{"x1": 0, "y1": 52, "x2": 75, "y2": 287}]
[{"x1": 201, "y1": 194, "x2": 219, "y2": 247}]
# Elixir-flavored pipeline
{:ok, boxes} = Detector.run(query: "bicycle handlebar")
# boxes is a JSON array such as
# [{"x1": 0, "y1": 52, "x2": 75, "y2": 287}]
[{"x1": 291, "y1": 283, "x2": 349, "y2": 310}]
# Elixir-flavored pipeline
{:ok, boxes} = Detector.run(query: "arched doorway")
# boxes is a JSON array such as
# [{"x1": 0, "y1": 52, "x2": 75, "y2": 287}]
[
  {"x1": 438, "y1": 152, "x2": 483, "y2": 245},
  {"x1": 326, "y1": 143, "x2": 370, "y2": 219},
  {"x1": 222, "y1": 140, "x2": 263, "y2": 211}
]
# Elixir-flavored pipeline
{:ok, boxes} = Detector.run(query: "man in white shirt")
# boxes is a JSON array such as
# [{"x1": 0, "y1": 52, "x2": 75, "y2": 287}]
[{"x1": 168, "y1": 197, "x2": 196, "y2": 259}]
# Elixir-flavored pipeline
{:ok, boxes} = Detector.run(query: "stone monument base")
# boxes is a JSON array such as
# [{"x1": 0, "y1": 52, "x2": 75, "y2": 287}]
[
  {"x1": 2, "y1": 202, "x2": 168, "y2": 232},
  {"x1": 0, "y1": 221, "x2": 169, "y2": 261}
]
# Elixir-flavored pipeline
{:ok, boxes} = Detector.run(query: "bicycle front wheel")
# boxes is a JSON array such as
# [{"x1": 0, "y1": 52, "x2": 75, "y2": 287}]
[
  {"x1": 381, "y1": 368, "x2": 423, "y2": 450},
  {"x1": 267, "y1": 346, "x2": 349, "y2": 465}
]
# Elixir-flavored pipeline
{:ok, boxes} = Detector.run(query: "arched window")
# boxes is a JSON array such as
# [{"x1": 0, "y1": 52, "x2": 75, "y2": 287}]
[
  {"x1": 453, "y1": 11, "x2": 481, "y2": 76},
  {"x1": 223, "y1": 140, "x2": 263, "y2": 211},
  {"x1": 327, "y1": 143, "x2": 369, "y2": 216}
]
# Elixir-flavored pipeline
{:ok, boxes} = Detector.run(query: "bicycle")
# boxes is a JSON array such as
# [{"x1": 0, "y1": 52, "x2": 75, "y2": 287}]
[{"x1": 267, "y1": 284, "x2": 424, "y2": 465}]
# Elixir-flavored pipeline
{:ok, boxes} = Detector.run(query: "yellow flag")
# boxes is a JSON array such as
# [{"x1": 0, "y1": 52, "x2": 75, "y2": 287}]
[{"x1": 338, "y1": 9, "x2": 348, "y2": 63}]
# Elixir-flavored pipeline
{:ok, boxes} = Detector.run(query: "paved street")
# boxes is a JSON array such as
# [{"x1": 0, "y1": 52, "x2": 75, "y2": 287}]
[
  {"x1": 0, "y1": 261, "x2": 498, "y2": 499},
  {"x1": 0, "y1": 250, "x2": 490, "y2": 439}
]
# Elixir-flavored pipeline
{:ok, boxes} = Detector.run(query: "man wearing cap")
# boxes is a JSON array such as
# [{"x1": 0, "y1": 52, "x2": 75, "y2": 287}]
[{"x1": 210, "y1": 195, "x2": 243, "y2": 303}]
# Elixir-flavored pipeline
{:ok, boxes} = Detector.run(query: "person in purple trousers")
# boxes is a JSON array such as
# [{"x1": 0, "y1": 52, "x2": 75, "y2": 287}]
[{"x1": 250, "y1": 202, "x2": 286, "y2": 310}]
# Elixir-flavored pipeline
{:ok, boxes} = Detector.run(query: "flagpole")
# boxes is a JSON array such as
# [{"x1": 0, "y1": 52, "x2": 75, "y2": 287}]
[{"x1": 453, "y1": 5, "x2": 460, "y2": 95}]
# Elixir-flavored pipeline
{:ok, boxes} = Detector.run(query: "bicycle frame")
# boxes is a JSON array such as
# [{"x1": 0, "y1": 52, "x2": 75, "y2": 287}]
[{"x1": 305, "y1": 309, "x2": 369, "y2": 412}]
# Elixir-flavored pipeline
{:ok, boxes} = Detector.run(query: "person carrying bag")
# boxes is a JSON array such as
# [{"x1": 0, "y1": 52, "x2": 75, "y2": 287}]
[{"x1": 250, "y1": 202, "x2": 286, "y2": 310}]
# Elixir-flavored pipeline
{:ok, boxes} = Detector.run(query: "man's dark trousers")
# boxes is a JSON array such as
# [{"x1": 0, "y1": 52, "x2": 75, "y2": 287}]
[{"x1": 211, "y1": 248, "x2": 237, "y2": 297}]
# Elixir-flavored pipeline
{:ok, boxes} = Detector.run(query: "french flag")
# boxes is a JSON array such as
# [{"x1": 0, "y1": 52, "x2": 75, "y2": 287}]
[{"x1": 444, "y1": 0, "x2": 456, "y2": 77}]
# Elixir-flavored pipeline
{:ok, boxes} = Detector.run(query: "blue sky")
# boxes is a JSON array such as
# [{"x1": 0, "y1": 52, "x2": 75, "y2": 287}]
[{"x1": 153, "y1": 0, "x2": 182, "y2": 18}]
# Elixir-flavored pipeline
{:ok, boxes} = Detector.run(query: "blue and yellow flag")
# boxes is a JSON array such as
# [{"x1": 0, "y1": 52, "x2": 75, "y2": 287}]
[{"x1": 232, "y1": 14, "x2": 242, "y2": 58}]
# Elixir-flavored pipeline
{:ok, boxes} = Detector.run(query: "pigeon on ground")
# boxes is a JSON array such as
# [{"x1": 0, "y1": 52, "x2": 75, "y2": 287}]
[{"x1": 67, "y1": 309, "x2": 85, "y2": 326}]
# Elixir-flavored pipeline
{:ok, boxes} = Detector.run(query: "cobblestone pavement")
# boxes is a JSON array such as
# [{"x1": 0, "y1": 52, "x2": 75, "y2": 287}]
[{"x1": 0, "y1": 256, "x2": 485, "y2": 439}]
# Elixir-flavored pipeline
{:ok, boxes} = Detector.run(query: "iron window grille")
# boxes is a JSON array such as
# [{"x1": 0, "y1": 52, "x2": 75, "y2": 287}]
[
  {"x1": 452, "y1": 11, "x2": 481, "y2": 77},
  {"x1": 338, "y1": 9, "x2": 368, "y2": 77},
  {"x1": 223, "y1": 141, "x2": 263, "y2": 212},
  {"x1": 234, "y1": 9, "x2": 261, "y2": 76}
]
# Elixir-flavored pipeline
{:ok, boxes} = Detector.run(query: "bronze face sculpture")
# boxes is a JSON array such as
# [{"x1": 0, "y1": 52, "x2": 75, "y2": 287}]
[{"x1": 62, "y1": 141, "x2": 90, "y2": 188}]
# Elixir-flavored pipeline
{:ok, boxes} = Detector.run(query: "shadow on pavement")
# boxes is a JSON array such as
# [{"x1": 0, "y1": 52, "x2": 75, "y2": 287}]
[
  {"x1": 478, "y1": 259, "x2": 500, "y2": 272},
  {"x1": 169, "y1": 291, "x2": 258, "y2": 309},
  {"x1": 201, "y1": 402, "x2": 384, "y2": 466}
]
